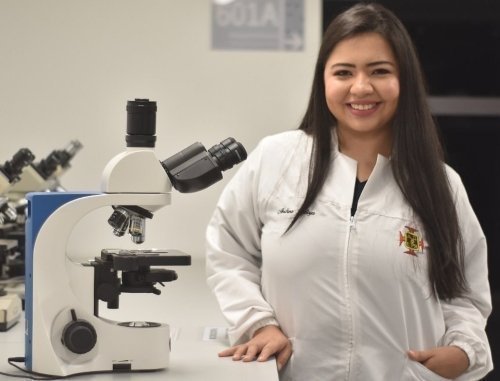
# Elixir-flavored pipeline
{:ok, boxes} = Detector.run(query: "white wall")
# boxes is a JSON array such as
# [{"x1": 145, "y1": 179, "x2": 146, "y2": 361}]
[{"x1": 0, "y1": 0, "x2": 321, "y2": 257}]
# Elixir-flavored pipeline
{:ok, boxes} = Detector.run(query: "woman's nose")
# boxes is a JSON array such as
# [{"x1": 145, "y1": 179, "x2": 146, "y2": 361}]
[{"x1": 350, "y1": 74, "x2": 373, "y2": 96}]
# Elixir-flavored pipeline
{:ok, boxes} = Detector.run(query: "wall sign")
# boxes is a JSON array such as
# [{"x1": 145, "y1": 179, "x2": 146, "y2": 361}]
[{"x1": 212, "y1": 0, "x2": 304, "y2": 51}]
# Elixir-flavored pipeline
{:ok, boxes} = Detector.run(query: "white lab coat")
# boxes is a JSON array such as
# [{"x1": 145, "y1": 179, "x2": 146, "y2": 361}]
[{"x1": 206, "y1": 130, "x2": 492, "y2": 381}]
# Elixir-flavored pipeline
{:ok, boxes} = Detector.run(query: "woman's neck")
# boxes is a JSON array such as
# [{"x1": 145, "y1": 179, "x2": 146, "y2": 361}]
[{"x1": 337, "y1": 129, "x2": 392, "y2": 181}]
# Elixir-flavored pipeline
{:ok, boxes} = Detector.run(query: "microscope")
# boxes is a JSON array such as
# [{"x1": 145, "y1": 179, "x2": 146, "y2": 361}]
[
  {"x1": 0, "y1": 141, "x2": 83, "y2": 281},
  {"x1": 24, "y1": 99, "x2": 246, "y2": 376},
  {"x1": 7, "y1": 139, "x2": 83, "y2": 197},
  {"x1": 0, "y1": 148, "x2": 35, "y2": 331},
  {"x1": 0, "y1": 148, "x2": 35, "y2": 224},
  {"x1": 0, "y1": 148, "x2": 36, "y2": 193}
]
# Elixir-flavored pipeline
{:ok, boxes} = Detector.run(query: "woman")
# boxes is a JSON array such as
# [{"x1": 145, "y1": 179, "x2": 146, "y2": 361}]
[{"x1": 206, "y1": 3, "x2": 492, "y2": 380}]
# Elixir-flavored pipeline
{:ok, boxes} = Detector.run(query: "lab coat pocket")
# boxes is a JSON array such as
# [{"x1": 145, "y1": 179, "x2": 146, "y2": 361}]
[{"x1": 406, "y1": 360, "x2": 452, "y2": 381}]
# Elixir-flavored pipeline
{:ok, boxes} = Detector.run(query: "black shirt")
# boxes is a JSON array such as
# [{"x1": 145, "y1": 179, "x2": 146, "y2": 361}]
[{"x1": 351, "y1": 179, "x2": 367, "y2": 216}]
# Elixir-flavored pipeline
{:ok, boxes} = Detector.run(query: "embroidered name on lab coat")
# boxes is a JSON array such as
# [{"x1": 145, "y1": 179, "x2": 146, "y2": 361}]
[{"x1": 277, "y1": 207, "x2": 315, "y2": 216}]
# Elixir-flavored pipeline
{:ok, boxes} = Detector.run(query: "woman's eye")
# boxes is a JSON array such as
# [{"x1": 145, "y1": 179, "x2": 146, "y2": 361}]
[
  {"x1": 333, "y1": 70, "x2": 351, "y2": 77},
  {"x1": 373, "y1": 68, "x2": 390, "y2": 75}
]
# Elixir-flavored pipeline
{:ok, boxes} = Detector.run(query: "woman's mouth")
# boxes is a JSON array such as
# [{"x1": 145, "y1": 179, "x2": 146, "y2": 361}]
[
  {"x1": 347, "y1": 102, "x2": 379, "y2": 115},
  {"x1": 349, "y1": 103, "x2": 377, "y2": 110}
]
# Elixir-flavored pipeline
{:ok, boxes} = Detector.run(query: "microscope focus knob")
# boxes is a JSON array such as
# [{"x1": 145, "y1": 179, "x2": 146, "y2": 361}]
[{"x1": 61, "y1": 309, "x2": 97, "y2": 354}]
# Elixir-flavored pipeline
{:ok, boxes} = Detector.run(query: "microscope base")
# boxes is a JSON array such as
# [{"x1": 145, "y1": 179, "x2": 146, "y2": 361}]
[{"x1": 32, "y1": 312, "x2": 171, "y2": 376}]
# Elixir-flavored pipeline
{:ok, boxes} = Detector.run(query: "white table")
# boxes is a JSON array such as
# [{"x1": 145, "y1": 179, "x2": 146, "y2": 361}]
[{"x1": 0, "y1": 258, "x2": 279, "y2": 380}]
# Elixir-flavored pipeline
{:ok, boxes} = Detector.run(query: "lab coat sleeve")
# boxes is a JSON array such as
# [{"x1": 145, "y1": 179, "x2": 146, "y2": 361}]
[
  {"x1": 441, "y1": 175, "x2": 493, "y2": 380},
  {"x1": 206, "y1": 140, "x2": 279, "y2": 345}
]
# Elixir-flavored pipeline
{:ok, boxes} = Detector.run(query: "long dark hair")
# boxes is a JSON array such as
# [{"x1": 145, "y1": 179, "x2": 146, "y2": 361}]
[{"x1": 289, "y1": 2, "x2": 467, "y2": 300}]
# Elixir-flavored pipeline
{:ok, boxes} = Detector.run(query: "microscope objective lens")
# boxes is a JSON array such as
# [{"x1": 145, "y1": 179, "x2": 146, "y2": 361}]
[
  {"x1": 129, "y1": 214, "x2": 146, "y2": 244},
  {"x1": 108, "y1": 208, "x2": 130, "y2": 237}
]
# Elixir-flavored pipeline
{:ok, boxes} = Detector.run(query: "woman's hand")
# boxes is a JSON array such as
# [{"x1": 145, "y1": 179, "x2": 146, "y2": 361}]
[
  {"x1": 408, "y1": 346, "x2": 469, "y2": 379},
  {"x1": 218, "y1": 325, "x2": 292, "y2": 371}
]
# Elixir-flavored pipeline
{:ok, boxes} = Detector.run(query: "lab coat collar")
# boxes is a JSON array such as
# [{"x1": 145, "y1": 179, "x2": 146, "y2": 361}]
[{"x1": 329, "y1": 130, "x2": 393, "y2": 212}]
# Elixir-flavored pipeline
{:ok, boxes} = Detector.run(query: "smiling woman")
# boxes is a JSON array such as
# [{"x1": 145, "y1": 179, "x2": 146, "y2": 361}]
[{"x1": 205, "y1": 3, "x2": 493, "y2": 381}]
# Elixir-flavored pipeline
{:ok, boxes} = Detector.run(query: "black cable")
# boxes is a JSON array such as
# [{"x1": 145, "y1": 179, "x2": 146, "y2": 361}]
[{"x1": 1, "y1": 357, "x2": 160, "y2": 380}]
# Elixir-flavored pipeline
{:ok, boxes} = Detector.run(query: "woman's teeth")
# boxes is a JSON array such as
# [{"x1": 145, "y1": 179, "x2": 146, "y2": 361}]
[{"x1": 350, "y1": 103, "x2": 376, "y2": 110}]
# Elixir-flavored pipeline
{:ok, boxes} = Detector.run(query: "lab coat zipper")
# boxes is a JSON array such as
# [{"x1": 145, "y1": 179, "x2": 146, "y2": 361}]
[{"x1": 343, "y1": 214, "x2": 356, "y2": 380}]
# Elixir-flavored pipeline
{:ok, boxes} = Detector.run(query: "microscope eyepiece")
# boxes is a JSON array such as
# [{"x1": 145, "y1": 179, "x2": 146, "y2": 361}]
[
  {"x1": 208, "y1": 137, "x2": 247, "y2": 171},
  {"x1": 126, "y1": 99, "x2": 157, "y2": 148},
  {"x1": 55, "y1": 140, "x2": 83, "y2": 168},
  {"x1": 0, "y1": 148, "x2": 35, "y2": 183},
  {"x1": 35, "y1": 153, "x2": 61, "y2": 179},
  {"x1": 161, "y1": 137, "x2": 247, "y2": 193},
  {"x1": 30, "y1": 140, "x2": 83, "y2": 181}
]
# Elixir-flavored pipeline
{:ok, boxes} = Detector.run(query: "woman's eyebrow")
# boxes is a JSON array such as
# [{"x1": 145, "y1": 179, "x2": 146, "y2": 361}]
[
  {"x1": 330, "y1": 61, "x2": 396, "y2": 69},
  {"x1": 367, "y1": 60, "x2": 396, "y2": 67},
  {"x1": 328, "y1": 60, "x2": 396, "y2": 69},
  {"x1": 329, "y1": 63, "x2": 355, "y2": 69}
]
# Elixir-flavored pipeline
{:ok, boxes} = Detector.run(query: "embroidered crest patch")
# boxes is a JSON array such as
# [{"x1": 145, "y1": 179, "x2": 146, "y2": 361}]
[{"x1": 399, "y1": 226, "x2": 425, "y2": 256}]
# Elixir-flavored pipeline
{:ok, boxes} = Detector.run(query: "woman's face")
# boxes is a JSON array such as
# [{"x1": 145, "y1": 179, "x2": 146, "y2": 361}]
[{"x1": 323, "y1": 32, "x2": 400, "y2": 137}]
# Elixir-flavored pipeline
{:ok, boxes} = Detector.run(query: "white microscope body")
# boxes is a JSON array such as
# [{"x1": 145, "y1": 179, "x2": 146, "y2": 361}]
[
  {"x1": 26, "y1": 151, "x2": 175, "y2": 376},
  {"x1": 24, "y1": 99, "x2": 247, "y2": 376}
]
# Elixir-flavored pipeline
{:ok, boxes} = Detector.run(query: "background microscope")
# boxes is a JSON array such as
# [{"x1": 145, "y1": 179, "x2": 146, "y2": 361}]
[
  {"x1": 7, "y1": 139, "x2": 83, "y2": 199},
  {"x1": 0, "y1": 140, "x2": 83, "y2": 279},
  {"x1": 0, "y1": 142, "x2": 83, "y2": 333},
  {"x1": 0, "y1": 148, "x2": 35, "y2": 278},
  {"x1": 0, "y1": 148, "x2": 35, "y2": 224},
  {"x1": 0, "y1": 148, "x2": 35, "y2": 332}
]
